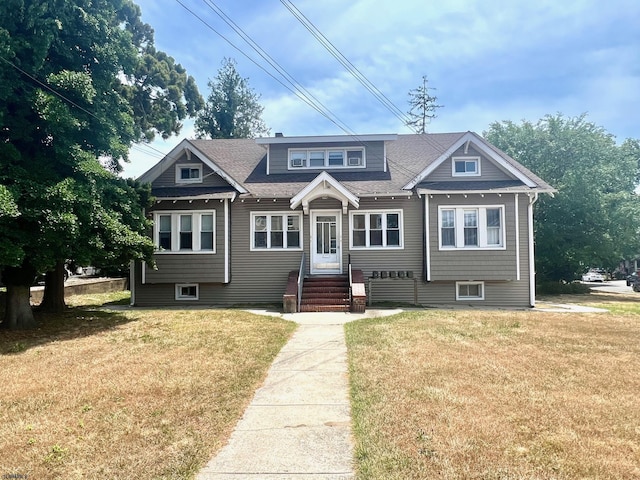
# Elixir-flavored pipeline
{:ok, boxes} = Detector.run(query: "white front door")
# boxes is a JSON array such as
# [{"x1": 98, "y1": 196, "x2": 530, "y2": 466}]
[{"x1": 311, "y1": 210, "x2": 342, "y2": 274}]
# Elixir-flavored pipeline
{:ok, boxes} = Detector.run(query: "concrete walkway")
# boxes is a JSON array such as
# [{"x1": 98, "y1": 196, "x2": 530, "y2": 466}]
[{"x1": 196, "y1": 309, "x2": 401, "y2": 480}]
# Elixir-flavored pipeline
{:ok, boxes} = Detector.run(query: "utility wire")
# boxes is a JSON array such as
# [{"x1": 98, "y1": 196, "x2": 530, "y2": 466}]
[
  {"x1": 0, "y1": 54, "x2": 182, "y2": 164},
  {"x1": 280, "y1": 0, "x2": 413, "y2": 127},
  {"x1": 199, "y1": 0, "x2": 357, "y2": 136},
  {"x1": 176, "y1": 0, "x2": 359, "y2": 136}
]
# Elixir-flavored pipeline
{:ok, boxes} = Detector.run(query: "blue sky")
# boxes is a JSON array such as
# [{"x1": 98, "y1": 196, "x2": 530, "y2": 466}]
[{"x1": 124, "y1": 0, "x2": 640, "y2": 178}]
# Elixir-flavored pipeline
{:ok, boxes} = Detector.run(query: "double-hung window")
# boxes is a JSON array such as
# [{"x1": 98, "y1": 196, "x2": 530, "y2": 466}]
[
  {"x1": 439, "y1": 206, "x2": 504, "y2": 249},
  {"x1": 350, "y1": 210, "x2": 403, "y2": 249},
  {"x1": 251, "y1": 212, "x2": 302, "y2": 250},
  {"x1": 154, "y1": 211, "x2": 216, "y2": 253}
]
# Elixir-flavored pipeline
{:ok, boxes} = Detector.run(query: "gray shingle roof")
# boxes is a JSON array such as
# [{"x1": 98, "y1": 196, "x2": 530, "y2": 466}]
[{"x1": 174, "y1": 133, "x2": 554, "y2": 198}]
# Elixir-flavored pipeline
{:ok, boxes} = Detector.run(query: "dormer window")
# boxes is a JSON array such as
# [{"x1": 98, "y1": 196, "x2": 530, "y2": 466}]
[
  {"x1": 452, "y1": 156, "x2": 480, "y2": 176},
  {"x1": 289, "y1": 148, "x2": 365, "y2": 169},
  {"x1": 176, "y1": 163, "x2": 203, "y2": 183}
]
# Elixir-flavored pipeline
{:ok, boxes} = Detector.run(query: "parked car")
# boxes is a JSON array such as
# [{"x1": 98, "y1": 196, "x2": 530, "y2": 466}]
[
  {"x1": 626, "y1": 271, "x2": 639, "y2": 286},
  {"x1": 582, "y1": 271, "x2": 605, "y2": 282}
]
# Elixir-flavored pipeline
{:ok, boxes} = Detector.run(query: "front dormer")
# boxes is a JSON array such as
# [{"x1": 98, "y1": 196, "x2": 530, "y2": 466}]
[{"x1": 255, "y1": 133, "x2": 397, "y2": 175}]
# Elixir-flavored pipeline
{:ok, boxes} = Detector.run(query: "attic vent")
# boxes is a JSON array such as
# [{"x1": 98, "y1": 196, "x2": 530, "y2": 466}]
[{"x1": 275, "y1": 132, "x2": 284, "y2": 137}]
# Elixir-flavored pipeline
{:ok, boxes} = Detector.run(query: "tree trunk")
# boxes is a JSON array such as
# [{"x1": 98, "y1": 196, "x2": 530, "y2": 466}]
[
  {"x1": 39, "y1": 261, "x2": 67, "y2": 313},
  {"x1": 1, "y1": 264, "x2": 38, "y2": 330},
  {"x1": 2, "y1": 284, "x2": 37, "y2": 330}
]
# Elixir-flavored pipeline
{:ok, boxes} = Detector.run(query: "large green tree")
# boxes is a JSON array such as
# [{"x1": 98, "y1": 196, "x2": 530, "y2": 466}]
[
  {"x1": 485, "y1": 114, "x2": 640, "y2": 282},
  {"x1": 195, "y1": 58, "x2": 269, "y2": 139},
  {"x1": 0, "y1": 0, "x2": 203, "y2": 328}
]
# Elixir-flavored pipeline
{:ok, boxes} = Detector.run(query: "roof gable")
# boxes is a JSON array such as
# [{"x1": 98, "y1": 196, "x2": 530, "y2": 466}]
[
  {"x1": 290, "y1": 171, "x2": 359, "y2": 214},
  {"x1": 138, "y1": 139, "x2": 248, "y2": 194},
  {"x1": 403, "y1": 132, "x2": 537, "y2": 189}
]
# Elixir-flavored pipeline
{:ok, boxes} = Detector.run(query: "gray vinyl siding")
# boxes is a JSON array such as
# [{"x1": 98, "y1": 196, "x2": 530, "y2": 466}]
[
  {"x1": 133, "y1": 193, "x2": 534, "y2": 307},
  {"x1": 143, "y1": 199, "x2": 227, "y2": 284},
  {"x1": 429, "y1": 194, "x2": 518, "y2": 280},
  {"x1": 267, "y1": 141, "x2": 386, "y2": 174},
  {"x1": 428, "y1": 145, "x2": 517, "y2": 182},
  {"x1": 153, "y1": 152, "x2": 229, "y2": 188}
]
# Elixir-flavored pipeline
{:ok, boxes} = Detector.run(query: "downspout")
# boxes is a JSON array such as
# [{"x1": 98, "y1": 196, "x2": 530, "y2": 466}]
[
  {"x1": 224, "y1": 197, "x2": 230, "y2": 283},
  {"x1": 515, "y1": 194, "x2": 520, "y2": 281},
  {"x1": 528, "y1": 193, "x2": 539, "y2": 307},
  {"x1": 423, "y1": 194, "x2": 431, "y2": 282}
]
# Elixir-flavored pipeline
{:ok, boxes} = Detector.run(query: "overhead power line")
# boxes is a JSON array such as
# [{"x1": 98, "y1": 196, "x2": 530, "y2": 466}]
[
  {"x1": 176, "y1": 0, "x2": 358, "y2": 136},
  {"x1": 280, "y1": 0, "x2": 413, "y2": 128}
]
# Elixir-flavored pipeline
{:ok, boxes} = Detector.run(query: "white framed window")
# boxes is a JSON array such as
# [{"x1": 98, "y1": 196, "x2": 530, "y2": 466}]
[
  {"x1": 153, "y1": 211, "x2": 216, "y2": 253},
  {"x1": 452, "y1": 156, "x2": 480, "y2": 177},
  {"x1": 438, "y1": 206, "x2": 504, "y2": 249},
  {"x1": 176, "y1": 163, "x2": 203, "y2": 183},
  {"x1": 251, "y1": 212, "x2": 303, "y2": 250},
  {"x1": 288, "y1": 148, "x2": 365, "y2": 169},
  {"x1": 456, "y1": 281, "x2": 484, "y2": 301},
  {"x1": 349, "y1": 210, "x2": 403, "y2": 249},
  {"x1": 175, "y1": 283, "x2": 199, "y2": 300}
]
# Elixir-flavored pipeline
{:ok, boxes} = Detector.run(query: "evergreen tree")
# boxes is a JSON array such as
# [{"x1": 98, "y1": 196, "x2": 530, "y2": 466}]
[
  {"x1": 195, "y1": 58, "x2": 270, "y2": 139},
  {"x1": 407, "y1": 75, "x2": 442, "y2": 134}
]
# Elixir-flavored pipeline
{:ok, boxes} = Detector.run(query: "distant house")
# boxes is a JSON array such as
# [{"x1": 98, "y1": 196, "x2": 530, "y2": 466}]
[{"x1": 131, "y1": 132, "x2": 554, "y2": 311}]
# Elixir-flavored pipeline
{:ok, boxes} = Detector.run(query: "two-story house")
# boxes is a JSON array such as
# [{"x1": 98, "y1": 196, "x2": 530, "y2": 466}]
[{"x1": 131, "y1": 132, "x2": 554, "y2": 311}]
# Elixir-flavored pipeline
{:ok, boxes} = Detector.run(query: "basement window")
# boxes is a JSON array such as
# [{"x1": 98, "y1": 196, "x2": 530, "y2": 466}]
[{"x1": 175, "y1": 283, "x2": 199, "y2": 300}]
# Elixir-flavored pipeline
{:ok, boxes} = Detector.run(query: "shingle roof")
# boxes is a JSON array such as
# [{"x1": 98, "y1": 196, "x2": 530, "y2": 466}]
[{"x1": 167, "y1": 133, "x2": 554, "y2": 198}]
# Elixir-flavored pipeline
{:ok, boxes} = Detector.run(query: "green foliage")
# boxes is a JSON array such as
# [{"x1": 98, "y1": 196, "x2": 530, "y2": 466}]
[
  {"x1": 195, "y1": 58, "x2": 269, "y2": 139},
  {"x1": 0, "y1": 0, "x2": 201, "y2": 327},
  {"x1": 536, "y1": 281, "x2": 592, "y2": 295},
  {"x1": 485, "y1": 114, "x2": 640, "y2": 281}
]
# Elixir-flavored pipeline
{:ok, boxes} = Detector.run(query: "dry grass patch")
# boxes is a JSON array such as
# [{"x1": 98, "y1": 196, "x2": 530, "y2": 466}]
[
  {"x1": 346, "y1": 304, "x2": 640, "y2": 479},
  {"x1": 0, "y1": 292, "x2": 295, "y2": 479}
]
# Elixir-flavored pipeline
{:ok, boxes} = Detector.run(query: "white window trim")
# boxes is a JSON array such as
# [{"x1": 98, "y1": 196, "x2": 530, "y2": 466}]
[
  {"x1": 438, "y1": 205, "x2": 505, "y2": 250},
  {"x1": 288, "y1": 147, "x2": 366, "y2": 170},
  {"x1": 153, "y1": 210, "x2": 216, "y2": 254},
  {"x1": 452, "y1": 156, "x2": 480, "y2": 177},
  {"x1": 250, "y1": 211, "x2": 304, "y2": 251},
  {"x1": 175, "y1": 163, "x2": 203, "y2": 184},
  {"x1": 175, "y1": 283, "x2": 199, "y2": 300},
  {"x1": 349, "y1": 209, "x2": 404, "y2": 250},
  {"x1": 456, "y1": 281, "x2": 485, "y2": 301}
]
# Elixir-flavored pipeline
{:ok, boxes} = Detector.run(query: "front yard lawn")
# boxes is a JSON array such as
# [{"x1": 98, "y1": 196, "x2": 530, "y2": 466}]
[
  {"x1": 346, "y1": 297, "x2": 640, "y2": 479},
  {"x1": 0, "y1": 292, "x2": 296, "y2": 479}
]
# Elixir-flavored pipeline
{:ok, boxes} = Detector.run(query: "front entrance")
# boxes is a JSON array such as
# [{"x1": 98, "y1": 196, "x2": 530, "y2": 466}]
[{"x1": 310, "y1": 210, "x2": 342, "y2": 274}]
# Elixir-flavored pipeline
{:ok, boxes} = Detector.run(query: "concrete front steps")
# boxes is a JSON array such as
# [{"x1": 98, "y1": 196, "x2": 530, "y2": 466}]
[{"x1": 299, "y1": 275, "x2": 350, "y2": 313}]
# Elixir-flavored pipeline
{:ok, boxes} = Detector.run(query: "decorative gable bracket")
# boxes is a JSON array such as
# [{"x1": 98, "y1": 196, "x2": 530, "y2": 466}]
[{"x1": 290, "y1": 171, "x2": 359, "y2": 214}]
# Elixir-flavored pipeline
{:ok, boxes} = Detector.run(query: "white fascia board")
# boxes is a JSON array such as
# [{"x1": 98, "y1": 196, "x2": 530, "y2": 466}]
[
  {"x1": 290, "y1": 171, "x2": 359, "y2": 211},
  {"x1": 153, "y1": 192, "x2": 238, "y2": 202},
  {"x1": 403, "y1": 132, "x2": 537, "y2": 190},
  {"x1": 416, "y1": 188, "x2": 547, "y2": 196},
  {"x1": 256, "y1": 134, "x2": 397, "y2": 144},
  {"x1": 137, "y1": 139, "x2": 248, "y2": 194}
]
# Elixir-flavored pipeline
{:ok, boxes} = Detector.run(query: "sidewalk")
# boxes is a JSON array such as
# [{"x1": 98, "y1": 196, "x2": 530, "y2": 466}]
[{"x1": 196, "y1": 310, "x2": 401, "y2": 480}]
